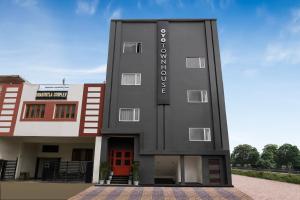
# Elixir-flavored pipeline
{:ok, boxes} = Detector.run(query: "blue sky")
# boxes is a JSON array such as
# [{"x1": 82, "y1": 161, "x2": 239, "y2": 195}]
[{"x1": 1, "y1": 0, "x2": 300, "y2": 151}]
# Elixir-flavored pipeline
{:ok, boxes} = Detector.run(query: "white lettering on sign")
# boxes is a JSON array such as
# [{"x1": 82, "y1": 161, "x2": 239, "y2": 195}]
[{"x1": 160, "y1": 28, "x2": 167, "y2": 94}]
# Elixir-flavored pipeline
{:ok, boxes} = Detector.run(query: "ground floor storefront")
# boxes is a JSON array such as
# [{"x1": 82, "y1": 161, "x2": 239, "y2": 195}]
[
  {"x1": 100, "y1": 136, "x2": 232, "y2": 186},
  {"x1": 0, "y1": 136, "x2": 102, "y2": 183}
]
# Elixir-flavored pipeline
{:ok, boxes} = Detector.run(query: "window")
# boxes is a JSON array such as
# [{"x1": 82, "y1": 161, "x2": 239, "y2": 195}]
[
  {"x1": 24, "y1": 104, "x2": 45, "y2": 119},
  {"x1": 121, "y1": 73, "x2": 141, "y2": 85},
  {"x1": 186, "y1": 57, "x2": 206, "y2": 68},
  {"x1": 123, "y1": 42, "x2": 142, "y2": 54},
  {"x1": 187, "y1": 90, "x2": 208, "y2": 103},
  {"x1": 42, "y1": 145, "x2": 59, "y2": 153},
  {"x1": 54, "y1": 104, "x2": 76, "y2": 119},
  {"x1": 189, "y1": 128, "x2": 211, "y2": 141},
  {"x1": 72, "y1": 149, "x2": 93, "y2": 161},
  {"x1": 119, "y1": 108, "x2": 140, "y2": 122}
]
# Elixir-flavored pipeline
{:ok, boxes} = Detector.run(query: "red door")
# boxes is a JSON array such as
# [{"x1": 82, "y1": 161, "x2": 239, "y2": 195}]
[{"x1": 111, "y1": 150, "x2": 133, "y2": 176}]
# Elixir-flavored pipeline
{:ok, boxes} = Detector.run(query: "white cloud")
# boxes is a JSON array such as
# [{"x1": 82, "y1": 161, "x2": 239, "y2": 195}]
[
  {"x1": 14, "y1": 0, "x2": 38, "y2": 8},
  {"x1": 76, "y1": 0, "x2": 99, "y2": 15},
  {"x1": 263, "y1": 7, "x2": 300, "y2": 65},
  {"x1": 265, "y1": 42, "x2": 300, "y2": 64},
  {"x1": 221, "y1": 50, "x2": 238, "y2": 66},
  {"x1": 286, "y1": 8, "x2": 300, "y2": 34},
  {"x1": 109, "y1": 8, "x2": 122, "y2": 20}
]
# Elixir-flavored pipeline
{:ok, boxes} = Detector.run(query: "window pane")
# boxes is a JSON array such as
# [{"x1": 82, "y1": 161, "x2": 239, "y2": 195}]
[
  {"x1": 116, "y1": 152, "x2": 122, "y2": 158},
  {"x1": 123, "y1": 42, "x2": 142, "y2": 54},
  {"x1": 120, "y1": 109, "x2": 133, "y2": 121},
  {"x1": 115, "y1": 159, "x2": 121, "y2": 166},
  {"x1": 121, "y1": 74, "x2": 135, "y2": 85},
  {"x1": 71, "y1": 105, "x2": 75, "y2": 118},
  {"x1": 189, "y1": 128, "x2": 211, "y2": 141},
  {"x1": 66, "y1": 105, "x2": 70, "y2": 118},
  {"x1": 187, "y1": 90, "x2": 208, "y2": 103},
  {"x1": 125, "y1": 152, "x2": 130, "y2": 158},
  {"x1": 186, "y1": 57, "x2": 205, "y2": 68},
  {"x1": 25, "y1": 105, "x2": 30, "y2": 118},
  {"x1": 124, "y1": 160, "x2": 130, "y2": 166},
  {"x1": 136, "y1": 74, "x2": 141, "y2": 85},
  {"x1": 134, "y1": 108, "x2": 140, "y2": 121},
  {"x1": 54, "y1": 104, "x2": 76, "y2": 119}
]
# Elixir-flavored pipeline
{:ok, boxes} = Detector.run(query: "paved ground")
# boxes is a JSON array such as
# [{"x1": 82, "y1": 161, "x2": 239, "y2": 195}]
[
  {"x1": 232, "y1": 174, "x2": 300, "y2": 200},
  {"x1": 69, "y1": 186, "x2": 252, "y2": 200},
  {"x1": 0, "y1": 181, "x2": 92, "y2": 200}
]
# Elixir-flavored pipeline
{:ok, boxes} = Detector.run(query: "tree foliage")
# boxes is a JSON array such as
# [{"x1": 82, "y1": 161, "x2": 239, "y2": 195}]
[
  {"x1": 276, "y1": 143, "x2": 299, "y2": 169},
  {"x1": 231, "y1": 144, "x2": 259, "y2": 167},
  {"x1": 231, "y1": 143, "x2": 300, "y2": 170},
  {"x1": 259, "y1": 144, "x2": 278, "y2": 168}
]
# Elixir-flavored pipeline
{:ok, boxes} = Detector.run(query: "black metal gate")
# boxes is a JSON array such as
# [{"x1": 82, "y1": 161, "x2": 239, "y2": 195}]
[
  {"x1": 41, "y1": 161, "x2": 93, "y2": 183},
  {"x1": 0, "y1": 159, "x2": 17, "y2": 180}
]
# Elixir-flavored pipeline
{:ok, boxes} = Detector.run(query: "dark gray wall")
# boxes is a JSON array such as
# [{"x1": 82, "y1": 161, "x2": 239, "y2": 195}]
[{"x1": 103, "y1": 20, "x2": 230, "y2": 155}]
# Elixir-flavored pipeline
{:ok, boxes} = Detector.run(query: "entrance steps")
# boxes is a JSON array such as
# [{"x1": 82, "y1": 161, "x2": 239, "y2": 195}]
[{"x1": 110, "y1": 175, "x2": 129, "y2": 184}]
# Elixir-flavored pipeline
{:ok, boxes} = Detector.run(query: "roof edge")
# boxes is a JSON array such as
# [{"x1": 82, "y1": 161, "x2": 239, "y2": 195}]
[{"x1": 110, "y1": 18, "x2": 217, "y2": 22}]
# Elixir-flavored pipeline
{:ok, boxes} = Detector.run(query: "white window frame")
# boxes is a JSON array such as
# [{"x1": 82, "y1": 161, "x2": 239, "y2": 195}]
[
  {"x1": 189, "y1": 128, "x2": 211, "y2": 141},
  {"x1": 121, "y1": 73, "x2": 141, "y2": 86},
  {"x1": 186, "y1": 57, "x2": 206, "y2": 68},
  {"x1": 122, "y1": 42, "x2": 142, "y2": 54},
  {"x1": 119, "y1": 108, "x2": 140, "y2": 122},
  {"x1": 187, "y1": 90, "x2": 208, "y2": 103}
]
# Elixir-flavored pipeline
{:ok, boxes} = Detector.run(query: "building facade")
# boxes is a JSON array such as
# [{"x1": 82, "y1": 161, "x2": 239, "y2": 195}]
[
  {"x1": 0, "y1": 76, "x2": 105, "y2": 183},
  {"x1": 101, "y1": 19, "x2": 232, "y2": 186}
]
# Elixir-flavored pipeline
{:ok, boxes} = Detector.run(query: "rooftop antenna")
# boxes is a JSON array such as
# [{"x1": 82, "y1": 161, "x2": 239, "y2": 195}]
[{"x1": 62, "y1": 78, "x2": 66, "y2": 85}]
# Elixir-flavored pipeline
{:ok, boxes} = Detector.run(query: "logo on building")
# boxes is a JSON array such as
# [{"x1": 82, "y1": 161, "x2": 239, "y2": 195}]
[{"x1": 157, "y1": 21, "x2": 169, "y2": 105}]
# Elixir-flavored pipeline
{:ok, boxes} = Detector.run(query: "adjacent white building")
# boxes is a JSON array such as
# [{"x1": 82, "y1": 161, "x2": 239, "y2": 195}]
[{"x1": 0, "y1": 75, "x2": 104, "y2": 183}]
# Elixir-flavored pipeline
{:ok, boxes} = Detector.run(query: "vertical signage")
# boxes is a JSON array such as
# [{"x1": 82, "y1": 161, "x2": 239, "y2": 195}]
[{"x1": 157, "y1": 21, "x2": 170, "y2": 105}]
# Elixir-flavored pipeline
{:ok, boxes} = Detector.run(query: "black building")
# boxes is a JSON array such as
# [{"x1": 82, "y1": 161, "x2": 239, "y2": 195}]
[{"x1": 101, "y1": 19, "x2": 232, "y2": 186}]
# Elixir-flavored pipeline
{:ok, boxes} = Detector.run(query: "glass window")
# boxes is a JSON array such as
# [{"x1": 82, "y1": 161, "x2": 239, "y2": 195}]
[
  {"x1": 116, "y1": 152, "x2": 122, "y2": 157},
  {"x1": 42, "y1": 145, "x2": 59, "y2": 153},
  {"x1": 116, "y1": 160, "x2": 121, "y2": 166},
  {"x1": 125, "y1": 152, "x2": 131, "y2": 158},
  {"x1": 121, "y1": 73, "x2": 141, "y2": 85},
  {"x1": 123, "y1": 42, "x2": 142, "y2": 54},
  {"x1": 124, "y1": 160, "x2": 130, "y2": 166},
  {"x1": 186, "y1": 57, "x2": 205, "y2": 68},
  {"x1": 119, "y1": 108, "x2": 140, "y2": 122},
  {"x1": 54, "y1": 104, "x2": 76, "y2": 119},
  {"x1": 187, "y1": 90, "x2": 208, "y2": 103},
  {"x1": 24, "y1": 104, "x2": 45, "y2": 119},
  {"x1": 189, "y1": 128, "x2": 211, "y2": 141}
]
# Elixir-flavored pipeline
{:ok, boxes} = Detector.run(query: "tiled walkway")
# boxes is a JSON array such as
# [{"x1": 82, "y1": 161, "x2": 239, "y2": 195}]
[{"x1": 69, "y1": 186, "x2": 253, "y2": 200}]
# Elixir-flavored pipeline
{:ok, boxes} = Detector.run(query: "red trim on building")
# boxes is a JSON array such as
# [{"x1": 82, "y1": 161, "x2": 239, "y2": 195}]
[
  {"x1": 0, "y1": 84, "x2": 23, "y2": 136},
  {"x1": 79, "y1": 84, "x2": 105, "y2": 136},
  {"x1": 20, "y1": 101, "x2": 79, "y2": 122}
]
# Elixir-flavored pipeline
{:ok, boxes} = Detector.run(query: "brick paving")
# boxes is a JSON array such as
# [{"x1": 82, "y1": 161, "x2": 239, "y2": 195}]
[
  {"x1": 233, "y1": 174, "x2": 300, "y2": 200},
  {"x1": 69, "y1": 186, "x2": 252, "y2": 200}
]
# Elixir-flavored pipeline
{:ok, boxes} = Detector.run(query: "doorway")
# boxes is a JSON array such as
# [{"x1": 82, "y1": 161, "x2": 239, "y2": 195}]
[
  {"x1": 34, "y1": 157, "x2": 60, "y2": 180},
  {"x1": 110, "y1": 150, "x2": 133, "y2": 176},
  {"x1": 107, "y1": 137, "x2": 134, "y2": 176}
]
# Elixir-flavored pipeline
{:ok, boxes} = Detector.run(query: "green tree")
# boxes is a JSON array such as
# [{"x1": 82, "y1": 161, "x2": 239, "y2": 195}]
[
  {"x1": 276, "y1": 143, "x2": 299, "y2": 169},
  {"x1": 294, "y1": 154, "x2": 300, "y2": 170},
  {"x1": 231, "y1": 144, "x2": 259, "y2": 167},
  {"x1": 259, "y1": 144, "x2": 278, "y2": 168}
]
